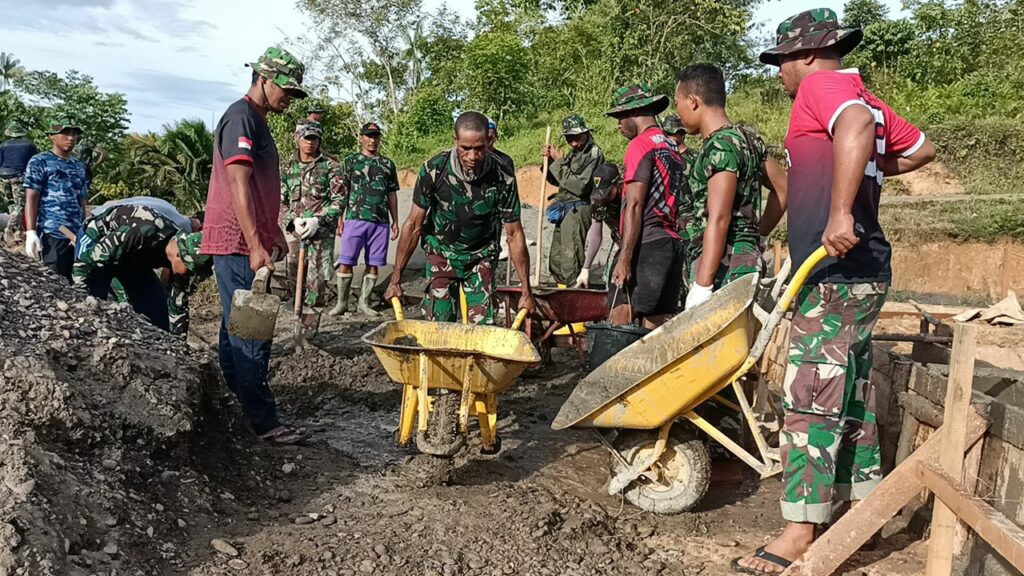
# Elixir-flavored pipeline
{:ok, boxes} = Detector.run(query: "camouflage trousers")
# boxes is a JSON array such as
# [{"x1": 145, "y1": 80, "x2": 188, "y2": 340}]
[
  {"x1": 780, "y1": 282, "x2": 888, "y2": 524},
  {"x1": 300, "y1": 238, "x2": 336, "y2": 311},
  {"x1": 423, "y1": 254, "x2": 496, "y2": 325},
  {"x1": 2, "y1": 177, "x2": 24, "y2": 244},
  {"x1": 689, "y1": 239, "x2": 762, "y2": 289}
]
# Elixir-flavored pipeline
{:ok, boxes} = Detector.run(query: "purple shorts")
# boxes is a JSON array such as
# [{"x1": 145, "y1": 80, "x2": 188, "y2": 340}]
[{"x1": 337, "y1": 220, "x2": 390, "y2": 267}]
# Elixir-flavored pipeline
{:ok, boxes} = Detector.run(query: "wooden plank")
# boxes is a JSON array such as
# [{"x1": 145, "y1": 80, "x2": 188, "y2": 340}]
[
  {"x1": 782, "y1": 407, "x2": 991, "y2": 576},
  {"x1": 953, "y1": 438, "x2": 985, "y2": 554},
  {"x1": 534, "y1": 126, "x2": 552, "y2": 285},
  {"x1": 920, "y1": 463, "x2": 1024, "y2": 573},
  {"x1": 898, "y1": 391, "x2": 945, "y2": 429},
  {"x1": 925, "y1": 322, "x2": 978, "y2": 576}
]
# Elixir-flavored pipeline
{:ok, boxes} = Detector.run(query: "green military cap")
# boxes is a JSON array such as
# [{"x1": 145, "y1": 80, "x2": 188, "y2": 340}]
[
  {"x1": 662, "y1": 115, "x2": 685, "y2": 135},
  {"x1": 295, "y1": 119, "x2": 323, "y2": 139},
  {"x1": 46, "y1": 115, "x2": 82, "y2": 135},
  {"x1": 248, "y1": 46, "x2": 309, "y2": 98},
  {"x1": 4, "y1": 121, "x2": 28, "y2": 138},
  {"x1": 759, "y1": 8, "x2": 863, "y2": 66},
  {"x1": 175, "y1": 231, "x2": 212, "y2": 274},
  {"x1": 561, "y1": 114, "x2": 591, "y2": 136},
  {"x1": 605, "y1": 83, "x2": 670, "y2": 117}
]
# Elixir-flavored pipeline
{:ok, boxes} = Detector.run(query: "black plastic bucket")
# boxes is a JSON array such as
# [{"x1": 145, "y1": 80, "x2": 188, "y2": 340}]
[{"x1": 585, "y1": 322, "x2": 650, "y2": 371}]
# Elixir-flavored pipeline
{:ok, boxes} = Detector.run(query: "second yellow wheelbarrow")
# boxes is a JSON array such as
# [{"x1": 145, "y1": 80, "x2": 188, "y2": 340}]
[
  {"x1": 552, "y1": 246, "x2": 828, "y2": 514},
  {"x1": 363, "y1": 297, "x2": 539, "y2": 456}
]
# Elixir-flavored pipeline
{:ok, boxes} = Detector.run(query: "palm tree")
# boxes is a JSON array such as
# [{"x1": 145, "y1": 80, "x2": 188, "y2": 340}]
[
  {"x1": 0, "y1": 52, "x2": 26, "y2": 92},
  {"x1": 126, "y1": 118, "x2": 213, "y2": 212},
  {"x1": 401, "y1": 19, "x2": 427, "y2": 90}
]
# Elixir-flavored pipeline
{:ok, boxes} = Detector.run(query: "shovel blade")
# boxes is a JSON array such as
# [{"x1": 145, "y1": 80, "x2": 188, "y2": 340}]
[{"x1": 227, "y1": 289, "x2": 280, "y2": 340}]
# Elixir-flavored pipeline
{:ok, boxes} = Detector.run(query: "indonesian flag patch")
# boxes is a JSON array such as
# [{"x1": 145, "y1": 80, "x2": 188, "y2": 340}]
[{"x1": 238, "y1": 136, "x2": 252, "y2": 150}]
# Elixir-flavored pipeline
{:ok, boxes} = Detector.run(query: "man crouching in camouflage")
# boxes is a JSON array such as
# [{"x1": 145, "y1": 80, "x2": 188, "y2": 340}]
[
  {"x1": 281, "y1": 119, "x2": 345, "y2": 344},
  {"x1": 72, "y1": 204, "x2": 213, "y2": 335},
  {"x1": 384, "y1": 111, "x2": 536, "y2": 324}
]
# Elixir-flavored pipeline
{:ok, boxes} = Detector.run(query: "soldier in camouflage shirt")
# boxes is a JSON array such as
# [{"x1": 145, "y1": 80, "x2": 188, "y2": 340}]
[
  {"x1": 661, "y1": 114, "x2": 700, "y2": 304},
  {"x1": 335, "y1": 122, "x2": 400, "y2": 317},
  {"x1": 673, "y1": 64, "x2": 787, "y2": 309},
  {"x1": 281, "y1": 120, "x2": 345, "y2": 343},
  {"x1": 0, "y1": 121, "x2": 38, "y2": 246},
  {"x1": 72, "y1": 204, "x2": 213, "y2": 335},
  {"x1": 385, "y1": 111, "x2": 536, "y2": 324}
]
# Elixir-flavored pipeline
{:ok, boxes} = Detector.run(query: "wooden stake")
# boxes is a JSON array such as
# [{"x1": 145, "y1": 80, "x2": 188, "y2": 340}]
[
  {"x1": 535, "y1": 126, "x2": 552, "y2": 285},
  {"x1": 953, "y1": 439, "x2": 985, "y2": 554},
  {"x1": 773, "y1": 240, "x2": 783, "y2": 275},
  {"x1": 925, "y1": 322, "x2": 978, "y2": 576}
]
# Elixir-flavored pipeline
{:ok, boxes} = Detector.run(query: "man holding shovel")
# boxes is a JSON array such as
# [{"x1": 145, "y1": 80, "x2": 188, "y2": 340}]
[
  {"x1": 201, "y1": 46, "x2": 307, "y2": 445},
  {"x1": 281, "y1": 119, "x2": 345, "y2": 344},
  {"x1": 732, "y1": 10, "x2": 935, "y2": 573}
]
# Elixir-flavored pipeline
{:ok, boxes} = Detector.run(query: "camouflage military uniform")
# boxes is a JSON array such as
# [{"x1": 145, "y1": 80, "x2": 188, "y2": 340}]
[
  {"x1": 674, "y1": 147, "x2": 700, "y2": 286},
  {"x1": 341, "y1": 152, "x2": 399, "y2": 224},
  {"x1": 780, "y1": 282, "x2": 887, "y2": 522},
  {"x1": 688, "y1": 125, "x2": 767, "y2": 288},
  {"x1": 282, "y1": 152, "x2": 345, "y2": 310},
  {"x1": 413, "y1": 149, "x2": 520, "y2": 324},
  {"x1": 73, "y1": 205, "x2": 212, "y2": 335}
]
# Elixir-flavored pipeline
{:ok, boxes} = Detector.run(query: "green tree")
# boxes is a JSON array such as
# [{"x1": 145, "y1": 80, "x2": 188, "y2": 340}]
[
  {"x1": 14, "y1": 70, "x2": 129, "y2": 154},
  {"x1": 460, "y1": 29, "x2": 533, "y2": 122},
  {"x1": 266, "y1": 95, "x2": 359, "y2": 160},
  {"x1": 843, "y1": 0, "x2": 889, "y2": 28},
  {"x1": 115, "y1": 119, "x2": 213, "y2": 211},
  {"x1": 0, "y1": 52, "x2": 26, "y2": 92}
]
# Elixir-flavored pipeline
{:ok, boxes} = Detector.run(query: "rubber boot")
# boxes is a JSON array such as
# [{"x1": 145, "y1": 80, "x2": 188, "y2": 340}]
[
  {"x1": 358, "y1": 274, "x2": 381, "y2": 317},
  {"x1": 328, "y1": 273, "x2": 353, "y2": 316}
]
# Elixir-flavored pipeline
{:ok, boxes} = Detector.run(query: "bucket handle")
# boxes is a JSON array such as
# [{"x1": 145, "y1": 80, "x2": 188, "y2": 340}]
[
  {"x1": 391, "y1": 297, "x2": 404, "y2": 321},
  {"x1": 608, "y1": 283, "x2": 635, "y2": 325},
  {"x1": 252, "y1": 267, "x2": 272, "y2": 294}
]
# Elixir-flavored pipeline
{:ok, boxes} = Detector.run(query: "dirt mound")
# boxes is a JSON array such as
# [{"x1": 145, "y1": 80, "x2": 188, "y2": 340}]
[
  {"x1": 0, "y1": 249, "x2": 215, "y2": 575},
  {"x1": 891, "y1": 162, "x2": 964, "y2": 196}
]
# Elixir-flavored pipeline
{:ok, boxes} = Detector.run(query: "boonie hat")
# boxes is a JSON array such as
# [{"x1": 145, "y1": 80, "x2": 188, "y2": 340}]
[
  {"x1": 561, "y1": 114, "x2": 592, "y2": 136},
  {"x1": 46, "y1": 115, "x2": 82, "y2": 135},
  {"x1": 759, "y1": 8, "x2": 863, "y2": 66},
  {"x1": 248, "y1": 46, "x2": 309, "y2": 98},
  {"x1": 606, "y1": 83, "x2": 670, "y2": 117},
  {"x1": 662, "y1": 115, "x2": 685, "y2": 135}
]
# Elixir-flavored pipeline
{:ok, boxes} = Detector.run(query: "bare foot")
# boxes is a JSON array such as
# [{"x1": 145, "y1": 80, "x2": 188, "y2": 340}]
[{"x1": 734, "y1": 522, "x2": 815, "y2": 573}]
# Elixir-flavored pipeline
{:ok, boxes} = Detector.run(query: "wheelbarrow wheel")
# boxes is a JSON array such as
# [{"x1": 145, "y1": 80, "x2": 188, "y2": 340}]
[
  {"x1": 415, "y1": 391, "x2": 464, "y2": 457},
  {"x1": 610, "y1": 430, "x2": 711, "y2": 515}
]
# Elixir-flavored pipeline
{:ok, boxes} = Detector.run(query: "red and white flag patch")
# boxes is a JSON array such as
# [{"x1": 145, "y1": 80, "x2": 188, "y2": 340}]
[{"x1": 238, "y1": 137, "x2": 253, "y2": 150}]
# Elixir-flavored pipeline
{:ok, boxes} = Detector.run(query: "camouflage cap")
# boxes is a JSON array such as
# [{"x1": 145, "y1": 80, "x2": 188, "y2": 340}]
[
  {"x1": 4, "y1": 121, "x2": 28, "y2": 138},
  {"x1": 46, "y1": 115, "x2": 82, "y2": 135},
  {"x1": 759, "y1": 8, "x2": 863, "y2": 66},
  {"x1": 662, "y1": 115, "x2": 685, "y2": 135},
  {"x1": 561, "y1": 114, "x2": 591, "y2": 136},
  {"x1": 295, "y1": 119, "x2": 323, "y2": 140},
  {"x1": 605, "y1": 83, "x2": 670, "y2": 117},
  {"x1": 249, "y1": 46, "x2": 309, "y2": 98},
  {"x1": 590, "y1": 163, "x2": 621, "y2": 205},
  {"x1": 175, "y1": 231, "x2": 211, "y2": 274}
]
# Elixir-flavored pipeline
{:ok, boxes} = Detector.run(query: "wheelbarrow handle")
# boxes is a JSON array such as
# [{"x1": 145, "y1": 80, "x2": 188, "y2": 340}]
[
  {"x1": 510, "y1": 308, "x2": 529, "y2": 331},
  {"x1": 391, "y1": 297, "x2": 404, "y2": 321}
]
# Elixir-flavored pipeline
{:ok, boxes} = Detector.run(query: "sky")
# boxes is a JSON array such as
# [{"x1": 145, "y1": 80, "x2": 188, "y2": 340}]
[{"x1": 0, "y1": 0, "x2": 905, "y2": 133}]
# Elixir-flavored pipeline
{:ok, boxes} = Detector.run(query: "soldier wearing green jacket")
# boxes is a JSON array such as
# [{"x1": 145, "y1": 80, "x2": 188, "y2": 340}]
[
  {"x1": 281, "y1": 119, "x2": 345, "y2": 343},
  {"x1": 541, "y1": 114, "x2": 604, "y2": 286}
]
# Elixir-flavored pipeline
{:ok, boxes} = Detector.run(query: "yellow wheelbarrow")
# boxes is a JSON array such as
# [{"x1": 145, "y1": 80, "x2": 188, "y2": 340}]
[
  {"x1": 363, "y1": 297, "x2": 539, "y2": 456},
  {"x1": 552, "y1": 246, "x2": 828, "y2": 514}
]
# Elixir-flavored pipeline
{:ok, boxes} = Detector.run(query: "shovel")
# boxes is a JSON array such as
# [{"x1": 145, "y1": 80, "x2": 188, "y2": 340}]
[{"x1": 227, "y1": 266, "x2": 280, "y2": 340}]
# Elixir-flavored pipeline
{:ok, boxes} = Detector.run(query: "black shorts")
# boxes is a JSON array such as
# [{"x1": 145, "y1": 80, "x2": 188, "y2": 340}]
[{"x1": 608, "y1": 237, "x2": 683, "y2": 318}]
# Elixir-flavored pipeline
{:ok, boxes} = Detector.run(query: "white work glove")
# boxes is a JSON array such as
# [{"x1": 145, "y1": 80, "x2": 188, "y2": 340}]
[
  {"x1": 292, "y1": 217, "x2": 319, "y2": 240},
  {"x1": 685, "y1": 282, "x2": 714, "y2": 310},
  {"x1": 573, "y1": 268, "x2": 590, "y2": 288},
  {"x1": 24, "y1": 230, "x2": 42, "y2": 260}
]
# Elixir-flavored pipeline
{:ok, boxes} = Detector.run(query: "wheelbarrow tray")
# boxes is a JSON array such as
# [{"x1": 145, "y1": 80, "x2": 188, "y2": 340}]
[
  {"x1": 552, "y1": 275, "x2": 758, "y2": 430},
  {"x1": 497, "y1": 287, "x2": 608, "y2": 324},
  {"x1": 362, "y1": 319, "x2": 541, "y2": 395}
]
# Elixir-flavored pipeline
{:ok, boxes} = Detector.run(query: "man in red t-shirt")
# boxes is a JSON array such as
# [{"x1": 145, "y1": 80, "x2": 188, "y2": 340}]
[
  {"x1": 604, "y1": 83, "x2": 687, "y2": 329},
  {"x1": 733, "y1": 10, "x2": 936, "y2": 573},
  {"x1": 201, "y1": 47, "x2": 310, "y2": 445}
]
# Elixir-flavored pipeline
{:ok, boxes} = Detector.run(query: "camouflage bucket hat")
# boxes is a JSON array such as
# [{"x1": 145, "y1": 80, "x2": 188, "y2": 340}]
[
  {"x1": 249, "y1": 46, "x2": 309, "y2": 98},
  {"x1": 662, "y1": 115, "x2": 685, "y2": 135},
  {"x1": 295, "y1": 120, "x2": 323, "y2": 140},
  {"x1": 590, "y1": 163, "x2": 621, "y2": 205},
  {"x1": 759, "y1": 8, "x2": 863, "y2": 66},
  {"x1": 175, "y1": 231, "x2": 211, "y2": 274},
  {"x1": 561, "y1": 114, "x2": 591, "y2": 136},
  {"x1": 4, "y1": 122, "x2": 28, "y2": 138},
  {"x1": 47, "y1": 115, "x2": 82, "y2": 135},
  {"x1": 605, "y1": 83, "x2": 670, "y2": 117}
]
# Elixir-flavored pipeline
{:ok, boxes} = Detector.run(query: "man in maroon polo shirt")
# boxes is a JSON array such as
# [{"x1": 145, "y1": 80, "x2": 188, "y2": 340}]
[
  {"x1": 201, "y1": 47, "x2": 309, "y2": 445},
  {"x1": 732, "y1": 9, "x2": 936, "y2": 573}
]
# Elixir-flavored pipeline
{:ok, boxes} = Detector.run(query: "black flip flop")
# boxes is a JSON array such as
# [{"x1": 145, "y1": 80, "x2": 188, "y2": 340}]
[
  {"x1": 731, "y1": 547, "x2": 792, "y2": 574},
  {"x1": 259, "y1": 426, "x2": 308, "y2": 445}
]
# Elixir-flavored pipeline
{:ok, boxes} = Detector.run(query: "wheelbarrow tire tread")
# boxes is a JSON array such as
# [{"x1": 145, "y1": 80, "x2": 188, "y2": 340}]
[
  {"x1": 415, "y1": 391, "x2": 464, "y2": 457},
  {"x1": 611, "y1": 430, "x2": 711, "y2": 515}
]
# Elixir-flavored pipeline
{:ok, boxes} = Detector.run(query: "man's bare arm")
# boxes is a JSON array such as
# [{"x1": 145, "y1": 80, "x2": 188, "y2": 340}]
[
  {"x1": 759, "y1": 157, "x2": 788, "y2": 236},
  {"x1": 24, "y1": 188, "x2": 39, "y2": 231},
  {"x1": 696, "y1": 171, "x2": 737, "y2": 287},
  {"x1": 824, "y1": 106, "x2": 876, "y2": 257},
  {"x1": 614, "y1": 181, "x2": 648, "y2": 278},
  {"x1": 879, "y1": 137, "x2": 936, "y2": 176},
  {"x1": 226, "y1": 163, "x2": 273, "y2": 271},
  {"x1": 390, "y1": 204, "x2": 427, "y2": 283}
]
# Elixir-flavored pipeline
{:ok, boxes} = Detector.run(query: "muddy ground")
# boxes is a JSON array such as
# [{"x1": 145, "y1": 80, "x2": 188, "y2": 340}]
[{"x1": 2, "y1": 246, "x2": 936, "y2": 576}]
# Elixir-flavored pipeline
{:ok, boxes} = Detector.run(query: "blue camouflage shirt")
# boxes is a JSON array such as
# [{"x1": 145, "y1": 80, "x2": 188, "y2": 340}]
[{"x1": 23, "y1": 151, "x2": 89, "y2": 238}]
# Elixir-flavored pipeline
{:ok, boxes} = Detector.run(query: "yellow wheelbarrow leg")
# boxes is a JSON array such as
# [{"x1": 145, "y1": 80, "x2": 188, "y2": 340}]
[
  {"x1": 398, "y1": 383, "x2": 418, "y2": 446},
  {"x1": 607, "y1": 422, "x2": 672, "y2": 495},
  {"x1": 730, "y1": 378, "x2": 773, "y2": 466},
  {"x1": 417, "y1": 352, "x2": 430, "y2": 432},
  {"x1": 682, "y1": 411, "x2": 781, "y2": 478},
  {"x1": 477, "y1": 394, "x2": 500, "y2": 454}
]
